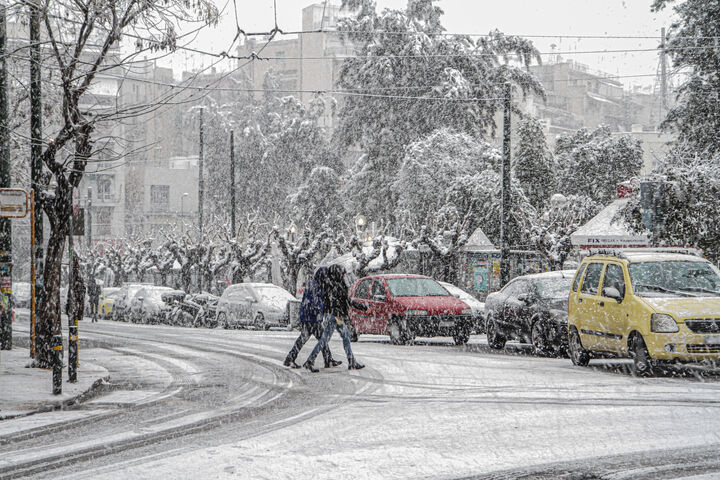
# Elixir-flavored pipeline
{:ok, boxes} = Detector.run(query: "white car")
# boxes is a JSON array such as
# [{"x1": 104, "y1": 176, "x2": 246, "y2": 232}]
[
  {"x1": 439, "y1": 281, "x2": 486, "y2": 333},
  {"x1": 216, "y1": 283, "x2": 296, "y2": 330},
  {"x1": 128, "y1": 286, "x2": 178, "y2": 324}
]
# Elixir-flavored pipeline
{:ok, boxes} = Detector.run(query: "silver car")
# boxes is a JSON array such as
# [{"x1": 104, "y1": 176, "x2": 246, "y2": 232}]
[{"x1": 216, "y1": 283, "x2": 296, "y2": 330}]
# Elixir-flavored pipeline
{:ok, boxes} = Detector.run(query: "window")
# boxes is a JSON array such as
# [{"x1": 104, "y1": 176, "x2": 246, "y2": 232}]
[
  {"x1": 572, "y1": 264, "x2": 587, "y2": 292},
  {"x1": 580, "y1": 263, "x2": 604, "y2": 295},
  {"x1": 602, "y1": 264, "x2": 625, "y2": 298},
  {"x1": 502, "y1": 281, "x2": 524, "y2": 297},
  {"x1": 371, "y1": 280, "x2": 386, "y2": 299},
  {"x1": 150, "y1": 185, "x2": 169, "y2": 212},
  {"x1": 386, "y1": 278, "x2": 449, "y2": 297},
  {"x1": 354, "y1": 279, "x2": 371, "y2": 300}
]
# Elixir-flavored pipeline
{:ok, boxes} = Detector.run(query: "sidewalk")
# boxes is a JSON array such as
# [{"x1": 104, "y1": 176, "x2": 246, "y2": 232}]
[{"x1": 0, "y1": 346, "x2": 109, "y2": 420}]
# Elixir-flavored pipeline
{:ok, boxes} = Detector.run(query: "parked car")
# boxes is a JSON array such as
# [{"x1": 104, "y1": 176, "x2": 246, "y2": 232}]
[
  {"x1": 348, "y1": 274, "x2": 474, "y2": 345},
  {"x1": 216, "y1": 283, "x2": 295, "y2": 330},
  {"x1": 12, "y1": 282, "x2": 31, "y2": 308},
  {"x1": 128, "y1": 286, "x2": 180, "y2": 324},
  {"x1": 113, "y1": 283, "x2": 150, "y2": 321},
  {"x1": 568, "y1": 249, "x2": 720, "y2": 376},
  {"x1": 98, "y1": 287, "x2": 121, "y2": 318},
  {"x1": 439, "y1": 281, "x2": 485, "y2": 333},
  {"x1": 484, "y1": 270, "x2": 575, "y2": 356}
]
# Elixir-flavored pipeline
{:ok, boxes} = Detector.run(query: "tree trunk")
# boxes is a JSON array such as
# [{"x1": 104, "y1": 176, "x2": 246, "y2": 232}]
[{"x1": 35, "y1": 223, "x2": 67, "y2": 367}]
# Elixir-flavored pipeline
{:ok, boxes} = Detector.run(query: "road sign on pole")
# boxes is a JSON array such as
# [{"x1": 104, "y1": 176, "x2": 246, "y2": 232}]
[{"x1": 0, "y1": 188, "x2": 28, "y2": 218}]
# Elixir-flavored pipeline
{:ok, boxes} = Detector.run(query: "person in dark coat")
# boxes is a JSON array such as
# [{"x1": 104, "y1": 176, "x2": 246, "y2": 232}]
[
  {"x1": 283, "y1": 267, "x2": 340, "y2": 369},
  {"x1": 88, "y1": 276, "x2": 100, "y2": 322},
  {"x1": 303, "y1": 264, "x2": 367, "y2": 372},
  {"x1": 66, "y1": 256, "x2": 86, "y2": 322}
]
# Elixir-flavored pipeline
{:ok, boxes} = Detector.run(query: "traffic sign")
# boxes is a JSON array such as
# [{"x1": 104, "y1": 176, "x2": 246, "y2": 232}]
[{"x1": 0, "y1": 189, "x2": 28, "y2": 218}]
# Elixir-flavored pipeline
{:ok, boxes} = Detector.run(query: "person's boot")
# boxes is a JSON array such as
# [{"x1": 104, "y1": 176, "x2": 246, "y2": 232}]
[
  {"x1": 283, "y1": 358, "x2": 301, "y2": 369},
  {"x1": 348, "y1": 359, "x2": 365, "y2": 370},
  {"x1": 324, "y1": 359, "x2": 342, "y2": 368},
  {"x1": 303, "y1": 360, "x2": 319, "y2": 373}
]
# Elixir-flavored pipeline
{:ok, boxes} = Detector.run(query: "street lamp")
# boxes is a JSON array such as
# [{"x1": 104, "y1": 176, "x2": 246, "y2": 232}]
[
  {"x1": 180, "y1": 192, "x2": 189, "y2": 233},
  {"x1": 355, "y1": 215, "x2": 367, "y2": 242}
]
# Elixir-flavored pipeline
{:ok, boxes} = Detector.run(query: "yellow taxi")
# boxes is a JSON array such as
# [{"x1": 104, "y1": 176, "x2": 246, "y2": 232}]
[
  {"x1": 568, "y1": 249, "x2": 720, "y2": 376},
  {"x1": 99, "y1": 287, "x2": 121, "y2": 318}
]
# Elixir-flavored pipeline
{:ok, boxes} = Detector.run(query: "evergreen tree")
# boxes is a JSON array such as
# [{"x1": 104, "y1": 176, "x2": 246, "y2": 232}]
[
  {"x1": 652, "y1": 0, "x2": 720, "y2": 156},
  {"x1": 513, "y1": 117, "x2": 556, "y2": 210}
]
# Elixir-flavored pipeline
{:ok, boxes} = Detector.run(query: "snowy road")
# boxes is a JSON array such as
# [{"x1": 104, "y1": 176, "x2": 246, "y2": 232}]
[{"x1": 5, "y1": 317, "x2": 720, "y2": 479}]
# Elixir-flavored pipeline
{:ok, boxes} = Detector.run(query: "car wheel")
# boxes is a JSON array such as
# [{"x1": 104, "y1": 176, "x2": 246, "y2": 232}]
[
  {"x1": 453, "y1": 328, "x2": 470, "y2": 346},
  {"x1": 631, "y1": 334, "x2": 657, "y2": 377},
  {"x1": 531, "y1": 320, "x2": 551, "y2": 356},
  {"x1": 568, "y1": 326, "x2": 590, "y2": 366},
  {"x1": 388, "y1": 317, "x2": 412, "y2": 345},
  {"x1": 253, "y1": 313, "x2": 267, "y2": 330},
  {"x1": 486, "y1": 315, "x2": 506, "y2": 350},
  {"x1": 218, "y1": 313, "x2": 229, "y2": 329},
  {"x1": 388, "y1": 318, "x2": 403, "y2": 345}
]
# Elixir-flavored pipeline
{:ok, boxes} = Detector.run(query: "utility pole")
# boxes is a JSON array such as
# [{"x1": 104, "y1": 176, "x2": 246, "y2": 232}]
[
  {"x1": 67, "y1": 192, "x2": 77, "y2": 382},
  {"x1": 660, "y1": 27, "x2": 668, "y2": 112},
  {"x1": 197, "y1": 107, "x2": 204, "y2": 292},
  {"x1": 230, "y1": 129, "x2": 236, "y2": 239},
  {"x1": 86, "y1": 187, "x2": 92, "y2": 248},
  {"x1": 500, "y1": 82, "x2": 512, "y2": 288},
  {"x1": 30, "y1": 0, "x2": 44, "y2": 359},
  {"x1": 0, "y1": 0, "x2": 12, "y2": 350},
  {"x1": 198, "y1": 108, "x2": 204, "y2": 238}
]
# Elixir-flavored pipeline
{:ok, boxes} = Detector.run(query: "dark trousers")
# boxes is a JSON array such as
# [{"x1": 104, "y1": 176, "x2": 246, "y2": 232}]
[
  {"x1": 90, "y1": 298, "x2": 98, "y2": 321},
  {"x1": 286, "y1": 322, "x2": 332, "y2": 365}
]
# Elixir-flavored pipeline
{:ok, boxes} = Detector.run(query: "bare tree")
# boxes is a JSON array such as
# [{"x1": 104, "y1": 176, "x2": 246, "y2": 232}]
[{"x1": 32, "y1": 0, "x2": 219, "y2": 366}]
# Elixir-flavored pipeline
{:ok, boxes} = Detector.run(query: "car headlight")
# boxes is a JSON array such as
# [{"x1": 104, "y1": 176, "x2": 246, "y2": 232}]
[
  {"x1": 651, "y1": 313, "x2": 679, "y2": 333},
  {"x1": 461, "y1": 308, "x2": 472, "y2": 315},
  {"x1": 549, "y1": 309, "x2": 568, "y2": 323},
  {"x1": 406, "y1": 309, "x2": 428, "y2": 316}
]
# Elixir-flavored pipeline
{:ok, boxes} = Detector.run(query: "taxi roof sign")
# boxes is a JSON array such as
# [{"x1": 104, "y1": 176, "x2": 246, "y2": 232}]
[{"x1": 0, "y1": 189, "x2": 28, "y2": 218}]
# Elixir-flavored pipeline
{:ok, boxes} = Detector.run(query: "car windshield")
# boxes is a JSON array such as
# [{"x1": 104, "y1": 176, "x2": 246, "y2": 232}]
[
  {"x1": 535, "y1": 277, "x2": 573, "y2": 299},
  {"x1": 628, "y1": 261, "x2": 720, "y2": 297},
  {"x1": 254, "y1": 286, "x2": 293, "y2": 306},
  {"x1": 386, "y1": 278, "x2": 450, "y2": 297}
]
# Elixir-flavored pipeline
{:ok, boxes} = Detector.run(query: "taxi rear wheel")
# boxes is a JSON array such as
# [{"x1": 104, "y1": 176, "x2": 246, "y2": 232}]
[
  {"x1": 568, "y1": 326, "x2": 590, "y2": 366},
  {"x1": 631, "y1": 334, "x2": 657, "y2": 377}
]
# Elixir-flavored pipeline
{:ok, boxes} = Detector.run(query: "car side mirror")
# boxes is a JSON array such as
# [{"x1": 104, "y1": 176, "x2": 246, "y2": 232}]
[
  {"x1": 244, "y1": 296, "x2": 256, "y2": 303},
  {"x1": 453, "y1": 293, "x2": 460, "y2": 298},
  {"x1": 373, "y1": 295, "x2": 386, "y2": 302},
  {"x1": 136, "y1": 296, "x2": 144, "y2": 302},
  {"x1": 603, "y1": 287, "x2": 623, "y2": 302},
  {"x1": 517, "y1": 293, "x2": 533, "y2": 304}
]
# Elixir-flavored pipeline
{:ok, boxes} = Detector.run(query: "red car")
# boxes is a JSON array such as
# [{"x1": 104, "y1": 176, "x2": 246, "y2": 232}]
[{"x1": 348, "y1": 274, "x2": 474, "y2": 345}]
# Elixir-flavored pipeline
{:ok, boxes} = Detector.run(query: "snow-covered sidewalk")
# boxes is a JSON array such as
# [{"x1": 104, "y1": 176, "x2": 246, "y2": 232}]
[{"x1": 0, "y1": 346, "x2": 109, "y2": 420}]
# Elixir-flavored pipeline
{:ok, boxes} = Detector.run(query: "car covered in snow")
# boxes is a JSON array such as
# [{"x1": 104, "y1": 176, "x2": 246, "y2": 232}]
[
  {"x1": 113, "y1": 283, "x2": 151, "y2": 321},
  {"x1": 348, "y1": 274, "x2": 474, "y2": 345},
  {"x1": 128, "y1": 286, "x2": 181, "y2": 324},
  {"x1": 485, "y1": 270, "x2": 575, "y2": 356},
  {"x1": 11, "y1": 282, "x2": 31, "y2": 308},
  {"x1": 216, "y1": 283, "x2": 296, "y2": 330},
  {"x1": 439, "y1": 281, "x2": 485, "y2": 333}
]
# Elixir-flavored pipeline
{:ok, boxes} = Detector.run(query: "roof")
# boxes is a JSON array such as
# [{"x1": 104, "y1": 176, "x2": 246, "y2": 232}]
[
  {"x1": 358, "y1": 273, "x2": 429, "y2": 280},
  {"x1": 571, "y1": 198, "x2": 649, "y2": 247},
  {"x1": 461, "y1": 227, "x2": 497, "y2": 252},
  {"x1": 600, "y1": 252, "x2": 705, "y2": 263},
  {"x1": 513, "y1": 270, "x2": 577, "y2": 281}
]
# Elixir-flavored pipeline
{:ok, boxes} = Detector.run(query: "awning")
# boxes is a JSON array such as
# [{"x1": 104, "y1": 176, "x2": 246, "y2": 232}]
[{"x1": 571, "y1": 198, "x2": 649, "y2": 247}]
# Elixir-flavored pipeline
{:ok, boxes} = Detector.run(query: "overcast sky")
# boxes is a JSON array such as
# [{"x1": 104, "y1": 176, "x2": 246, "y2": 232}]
[{"x1": 169, "y1": 0, "x2": 677, "y2": 90}]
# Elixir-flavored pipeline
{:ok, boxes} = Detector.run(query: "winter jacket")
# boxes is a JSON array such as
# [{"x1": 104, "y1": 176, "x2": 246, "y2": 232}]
[
  {"x1": 298, "y1": 267, "x2": 328, "y2": 324},
  {"x1": 322, "y1": 264, "x2": 367, "y2": 317}
]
